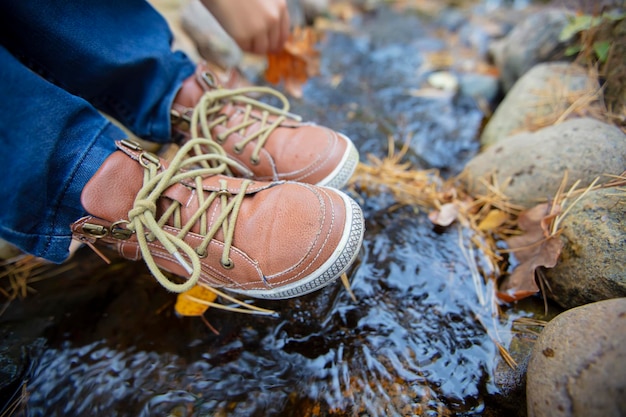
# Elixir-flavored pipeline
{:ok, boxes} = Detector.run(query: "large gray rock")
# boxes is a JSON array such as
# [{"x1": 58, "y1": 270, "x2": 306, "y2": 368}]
[
  {"x1": 489, "y1": 9, "x2": 573, "y2": 91},
  {"x1": 526, "y1": 298, "x2": 626, "y2": 417},
  {"x1": 463, "y1": 118, "x2": 626, "y2": 208},
  {"x1": 480, "y1": 62, "x2": 599, "y2": 148},
  {"x1": 544, "y1": 188, "x2": 626, "y2": 309}
]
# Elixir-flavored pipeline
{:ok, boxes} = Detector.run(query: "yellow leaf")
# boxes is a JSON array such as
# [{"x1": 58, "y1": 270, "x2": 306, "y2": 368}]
[
  {"x1": 477, "y1": 209, "x2": 509, "y2": 231},
  {"x1": 174, "y1": 285, "x2": 218, "y2": 317}
]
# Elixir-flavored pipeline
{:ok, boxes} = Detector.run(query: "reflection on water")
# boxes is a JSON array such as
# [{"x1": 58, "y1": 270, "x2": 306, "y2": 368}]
[{"x1": 6, "y1": 4, "x2": 548, "y2": 417}]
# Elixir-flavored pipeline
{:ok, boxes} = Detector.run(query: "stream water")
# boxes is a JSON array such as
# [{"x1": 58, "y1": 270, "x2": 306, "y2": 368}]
[{"x1": 1, "y1": 2, "x2": 558, "y2": 416}]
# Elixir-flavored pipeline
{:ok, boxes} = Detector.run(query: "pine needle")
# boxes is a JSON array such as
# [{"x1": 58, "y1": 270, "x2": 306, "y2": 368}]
[
  {"x1": 340, "y1": 272, "x2": 357, "y2": 303},
  {"x1": 192, "y1": 282, "x2": 278, "y2": 316}
]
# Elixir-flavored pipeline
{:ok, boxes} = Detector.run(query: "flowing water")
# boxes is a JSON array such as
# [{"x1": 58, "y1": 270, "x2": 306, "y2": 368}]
[{"x1": 2, "y1": 3, "x2": 557, "y2": 416}]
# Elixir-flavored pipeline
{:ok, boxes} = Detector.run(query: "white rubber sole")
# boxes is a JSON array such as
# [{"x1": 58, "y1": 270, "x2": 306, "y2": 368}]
[
  {"x1": 228, "y1": 190, "x2": 365, "y2": 299},
  {"x1": 316, "y1": 133, "x2": 360, "y2": 189}
]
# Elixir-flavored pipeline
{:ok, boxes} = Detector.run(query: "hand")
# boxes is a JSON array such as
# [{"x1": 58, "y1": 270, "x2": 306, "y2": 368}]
[{"x1": 200, "y1": 0, "x2": 290, "y2": 55}]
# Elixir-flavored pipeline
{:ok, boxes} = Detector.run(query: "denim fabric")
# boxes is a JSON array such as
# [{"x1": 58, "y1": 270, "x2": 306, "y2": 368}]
[{"x1": 0, "y1": 0, "x2": 197, "y2": 262}]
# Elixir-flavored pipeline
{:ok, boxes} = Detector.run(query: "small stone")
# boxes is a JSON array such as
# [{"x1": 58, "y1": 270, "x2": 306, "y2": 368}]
[
  {"x1": 458, "y1": 72, "x2": 500, "y2": 103},
  {"x1": 427, "y1": 71, "x2": 459, "y2": 92}
]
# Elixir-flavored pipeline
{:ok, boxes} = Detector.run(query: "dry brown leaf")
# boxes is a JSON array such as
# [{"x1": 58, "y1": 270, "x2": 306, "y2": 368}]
[
  {"x1": 497, "y1": 203, "x2": 563, "y2": 302},
  {"x1": 265, "y1": 27, "x2": 321, "y2": 97}
]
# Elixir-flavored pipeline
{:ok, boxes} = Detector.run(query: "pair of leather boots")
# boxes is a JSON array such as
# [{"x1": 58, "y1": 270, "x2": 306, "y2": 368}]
[{"x1": 71, "y1": 65, "x2": 364, "y2": 300}]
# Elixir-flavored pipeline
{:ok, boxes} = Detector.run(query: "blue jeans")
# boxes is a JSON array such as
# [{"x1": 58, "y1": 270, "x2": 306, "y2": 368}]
[{"x1": 0, "y1": 0, "x2": 196, "y2": 262}]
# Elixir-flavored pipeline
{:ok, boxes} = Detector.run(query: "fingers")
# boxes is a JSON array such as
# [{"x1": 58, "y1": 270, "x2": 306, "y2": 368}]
[
  {"x1": 268, "y1": 17, "x2": 282, "y2": 53},
  {"x1": 257, "y1": 0, "x2": 289, "y2": 54},
  {"x1": 220, "y1": 0, "x2": 290, "y2": 55},
  {"x1": 250, "y1": 35, "x2": 268, "y2": 55},
  {"x1": 278, "y1": 4, "x2": 290, "y2": 50}
]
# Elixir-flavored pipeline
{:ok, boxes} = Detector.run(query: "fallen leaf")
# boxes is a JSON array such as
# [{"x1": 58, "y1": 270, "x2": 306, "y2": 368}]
[
  {"x1": 428, "y1": 203, "x2": 458, "y2": 226},
  {"x1": 477, "y1": 209, "x2": 509, "y2": 231},
  {"x1": 265, "y1": 27, "x2": 321, "y2": 97},
  {"x1": 175, "y1": 284, "x2": 218, "y2": 317},
  {"x1": 497, "y1": 203, "x2": 562, "y2": 302}
]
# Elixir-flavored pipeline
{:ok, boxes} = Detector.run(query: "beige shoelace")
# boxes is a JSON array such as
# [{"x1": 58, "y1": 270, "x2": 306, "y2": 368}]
[
  {"x1": 188, "y1": 86, "x2": 302, "y2": 168},
  {"x1": 126, "y1": 138, "x2": 251, "y2": 294}
]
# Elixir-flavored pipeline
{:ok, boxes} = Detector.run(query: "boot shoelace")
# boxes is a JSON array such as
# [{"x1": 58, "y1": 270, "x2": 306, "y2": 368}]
[
  {"x1": 188, "y1": 84, "x2": 302, "y2": 170},
  {"x1": 125, "y1": 138, "x2": 251, "y2": 294}
]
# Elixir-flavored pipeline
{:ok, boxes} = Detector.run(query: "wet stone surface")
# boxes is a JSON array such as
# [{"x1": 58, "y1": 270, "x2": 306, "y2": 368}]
[{"x1": 3, "y1": 4, "x2": 548, "y2": 417}]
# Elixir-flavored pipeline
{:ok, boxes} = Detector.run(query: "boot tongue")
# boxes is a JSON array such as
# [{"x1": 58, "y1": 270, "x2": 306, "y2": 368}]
[
  {"x1": 81, "y1": 146, "x2": 198, "y2": 228},
  {"x1": 80, "y1": 150, "x2": 145, "y2": 222}
]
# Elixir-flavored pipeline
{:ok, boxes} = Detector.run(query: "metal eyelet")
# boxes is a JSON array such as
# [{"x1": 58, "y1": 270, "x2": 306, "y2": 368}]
[
  {"x1": 221, "y1": 258, "x2": 234, "y2": 269},
  {"x1": 201, "y1": 72, "x2": 217, "y2": 88},
  {"x1": 83, "y1": 223, "x2": 108, "y2": 238},
  {"x1": 216, "y1": 189, "x2": 231, "y2": 198},
  {"x1": 233, "y1": 145, "x2": 243, "y2": 154},
  {"x1": 250, "y1": 156, "x2": 260, "y2": 165},
  {"x1": 170, "y1": 108, "x2": 182, "y2": 124},
  {"x1": 196, "y1": 249, "x2": 208, "y2": 259},
  {"x1": 170, "y1": 109, "x2": 191, "y2": 129},
  {"x1": 139, "y1": 152, "x2": 161, "y2": 169},
  {"x1": 120, "y1": 139, "x2": 143, "y2": 151},
  {"x1": 110, "y1": 220, "x2": 133, "y2": 240}
]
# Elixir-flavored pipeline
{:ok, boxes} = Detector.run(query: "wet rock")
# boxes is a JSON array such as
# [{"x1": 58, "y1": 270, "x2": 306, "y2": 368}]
[
  {"x1": 526, "y1": 298, "x2": 626, "y2": 417},
  {"x1": 489, "y1": 9, "x2": 574, "y2": 91},
  {"x1": 480, "y1": 62, "x2": 600, "y2": 148},
  {"x1": 463, "y1": 117, "x2": 626, "y2": 209},
  {"x1": 487, "y1": 334, "x2": 532, "y2": 417},
  {"x1": 457, "y1": 13, "x2": 512, "y2": 59},
  {"x1": 486, "y1": 297, "x2": 563, "y2": 417},
  {"x1": 543, "y1": 188, "x2": 626, "y2": 309},
  {"x1": 179, "y1": 0, "x2": 243, "y2": 68},
  {"x1": 458, "y1": 20, "x2": 496, "y2": 59},
  {"x1": 458, "y1": 72, "x2": 500, "y2": 104}
]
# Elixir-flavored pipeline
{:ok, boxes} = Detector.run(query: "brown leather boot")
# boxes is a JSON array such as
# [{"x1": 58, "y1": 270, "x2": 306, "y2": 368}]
[
  {"x1": 71, "y1": 138, "x2": 364, "y2": 299},
  {"x1": 171, "y1": 64, "x2": 359, "y2": 189}
]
